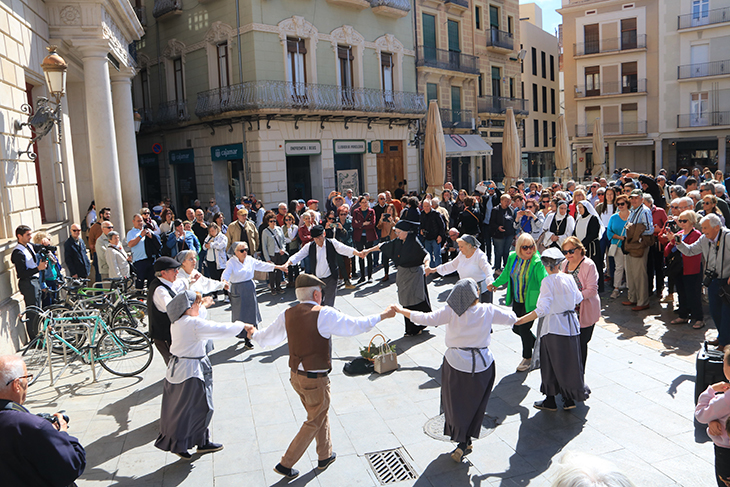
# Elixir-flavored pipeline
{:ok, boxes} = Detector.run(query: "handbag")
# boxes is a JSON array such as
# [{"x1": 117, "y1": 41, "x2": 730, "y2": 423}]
[
  {"x1": 364, "y1": 334, "x2": 398, "y2": 374},
  {"x1": 666, "y1": 250, "x2": 683, "y2": 276},
  {"x1": 607, "y1": 243, "x2": 618, "y2": 258},
  {"x1": 536, "y1": 231, "x2": 548, "y2": 253}
]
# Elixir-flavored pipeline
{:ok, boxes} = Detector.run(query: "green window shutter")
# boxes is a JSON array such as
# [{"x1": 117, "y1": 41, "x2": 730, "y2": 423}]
[
  {"x1": 427, "y1": 83, "x2": 438, "y2": 104},
  {"x1": 451, "y1": 86, "x2": 461, "y2": 111},
  {"x1": 422, "y1": 14, "x2": 436, "y2": 48},
  {"x1": 489, "y1": 6, "x2": 499, "y2": 29},
  {"x1": 448, "y1": 20, "x2": 460, "y2": 52}
]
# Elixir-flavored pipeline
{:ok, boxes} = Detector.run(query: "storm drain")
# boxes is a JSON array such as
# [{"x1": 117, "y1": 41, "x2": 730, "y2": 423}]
[{"x1": 365, "y1": 448, "x2": 417, "y2": 484}]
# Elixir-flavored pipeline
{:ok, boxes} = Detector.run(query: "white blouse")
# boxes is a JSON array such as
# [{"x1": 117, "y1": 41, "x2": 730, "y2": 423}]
[
  {"x1": 435, "y1": 249, "x2": 494, "y2": 293},
  {"x1": 534, "y1": 273, "x2": 583, "y2": 337},
  {"x1": 220, "y1": 256, "x2": 275, "y2": 283},
  {"x1": 175, "y1": 269, "x2": 225, "y2": 295},
  {"x1": 410, "y1": 304, "x2": 517, "y2": 373}
]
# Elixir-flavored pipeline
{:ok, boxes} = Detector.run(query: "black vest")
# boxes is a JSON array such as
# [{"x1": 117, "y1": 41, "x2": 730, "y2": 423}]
[
  {"x1": 148, "y1": 278, "x2": 175, "y2": 342},
  {"x1": 308, "y1": 239, "x2": 338, "y2": 278}
]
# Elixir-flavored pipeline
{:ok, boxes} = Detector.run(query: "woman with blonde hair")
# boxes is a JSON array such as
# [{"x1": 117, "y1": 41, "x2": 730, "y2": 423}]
[
  {"x1": 663, "y1": 210, "x2": 704, "y2": 329},
  {"x1": 569, "y1": 189, "x2": 586, "y2": 218},
  {"x1": 700, "y1": 194, "x2": 725, "y2": 226},
  {"x1": 488, "y1": 233, "x2": 548, "y2": 371}
]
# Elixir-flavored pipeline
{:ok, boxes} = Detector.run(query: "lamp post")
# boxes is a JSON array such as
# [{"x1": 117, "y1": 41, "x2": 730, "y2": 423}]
[
  {"x1": 134, "y1": 110, "x2": 143, "y2": 133},
  {"x1": 15, "y1": 46, "x2": 68, "y2": 159}
]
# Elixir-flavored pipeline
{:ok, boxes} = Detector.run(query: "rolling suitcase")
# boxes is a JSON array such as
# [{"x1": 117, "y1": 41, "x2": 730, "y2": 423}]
[{"x1": 695, "y1": 341, "x2": 726, "y2": 404}]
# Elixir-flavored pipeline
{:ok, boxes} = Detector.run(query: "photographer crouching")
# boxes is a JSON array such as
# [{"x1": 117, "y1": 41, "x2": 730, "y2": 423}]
[
  {"x1": 0, "y1": 355, "x2": 86, "y2": 486},
  {"x1": 666, "y1": 213, "x2": 730, "y2": 351}
]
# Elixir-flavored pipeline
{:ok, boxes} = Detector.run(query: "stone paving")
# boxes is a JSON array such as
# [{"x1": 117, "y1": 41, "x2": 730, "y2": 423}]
[{"x1": 23, "y1": 268, "x2": 719, "y2": 486}]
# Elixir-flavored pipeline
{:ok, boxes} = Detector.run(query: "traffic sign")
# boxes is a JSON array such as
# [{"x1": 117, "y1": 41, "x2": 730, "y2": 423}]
[{"x1": 152, "y1": 143, "x2": 162, "y2": 154}]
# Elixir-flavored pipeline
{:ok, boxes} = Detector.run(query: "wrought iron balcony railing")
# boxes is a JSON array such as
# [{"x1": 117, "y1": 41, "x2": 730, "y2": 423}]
[
  {"x1": 678, "y1": 7, "x2": 730, "y2": 29},
  {"x1": 678, "y1": 60, "x2": 730, "y2": 79},
  {"x1": 415, "y1": 46, "x2": 479, "y2": 75},
  {"x1": 574, "y1": 78, "x2": 647, "y2": 97},
  {"x1": 444, "y1": 0, "x2": 469, "y2": 8},
  {"x1": 677, "y1": 111, "x2": 730, "y2": 128},
  {"x1": 440, "y1": 108, "x2": 473, "y2": 129},
  {"x1": 153, "y1": 0, "x2": 182, "y2": 19},
  {"x1": 370, "y1": 0, "x2": 410, "y2": 13},
  {"x1": 157, "y1": 100, "x2": 190, "y2": 124},
  {"x1": 477, "y1": 96, "x2": 529, "y2": 115},
  {"x1": 574, "y1": 33, "x2": 646, "y2": 56},
  {"x1": 574, "y1": 120, "x2": 647, "y2": 136},
  {"x1": 486, "y1": 28, "x2": 514, "y2": 51},
  {"x1": 195, "y1": 81, "x2": 427, "y2": 118}
]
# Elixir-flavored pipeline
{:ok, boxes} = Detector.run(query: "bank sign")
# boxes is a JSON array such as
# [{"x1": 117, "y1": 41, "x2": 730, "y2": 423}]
[
  {"x1": 285, "y1": 140, "x2": 321, "y2": 156},
  {"x1": 334, "y1": 140, "x2": 366, "y2": 154},
  {"x1": 169, "y1": 149, "x2": 195, "y2": 165},
  {"x1": 211, "y1": 143, "x2": 243, "y2": 161}
]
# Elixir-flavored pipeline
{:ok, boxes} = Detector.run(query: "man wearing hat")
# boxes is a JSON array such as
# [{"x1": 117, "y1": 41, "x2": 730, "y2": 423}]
[
  {"x1": 226, "y1": 207, "x2": 258, "y2": 255},
  {"x1": 148, "y1": 256, "x2": 182, "y2": 364},
  {"x1": 244, "y1": 274, "x2": 396, "y2": 479},
  {"x1": 623, "y1": 189, "x2": 654, "y2": 311},
  {"x1": 285, "y1": 225, "x2": 362, "y2": 307}
]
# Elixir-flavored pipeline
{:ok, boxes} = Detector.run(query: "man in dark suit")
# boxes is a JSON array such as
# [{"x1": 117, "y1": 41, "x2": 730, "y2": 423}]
[
  {"x1": 63, "y1": 223, "x2": 91, "y2": 278},
  {"x1": 479, "y1": 181, "x2": 501, "y2": 263}
]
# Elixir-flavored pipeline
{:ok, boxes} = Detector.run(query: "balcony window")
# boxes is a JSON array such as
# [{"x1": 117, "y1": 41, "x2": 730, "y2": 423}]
[
  {"x1": 584, "y1": 24, "x2": 599, "y2": 55},
  {"x1": 551, "y1": 88, "x2": 555, "y2": 114},
  {"x1": 542, "y1": 86, "x2": 547, "y2": 114},
  {"x1": 339, "y1": 45, "x2": 354, "y2": 107},
  {"x1": 475, "y1": 5, "x2": 481, "y2": 30},
  {"x1": 691, "y1": 92, "x2": 709, "y2": 126},
  {"x1": 621, "y1": 18, "x2": 637, "y2": 50},
  {"x1": 217, "y1": 43, "x2": 229, "y2": 89},
  {"x1": 287, "y1": 38, "x2": 307, "y2": 104},
  {"x1": 550, "y1": 55, "x2": 555, "y2": 81},
  {"x1": 451, "y1": 86, "x2": 462, "y2": 123},
  {"x1": 541, "y1": 51, "x2": 546, "y2": 79},
  {"x1": 532, "y1": 83, "x2": 538, "y2": 112},
  {"x1": 534, "y1": 119, "x2": 539, "y2": 147},
  {"x1": 448, "y1": 20, "x2": 461, "y2": 69},
  {"x1": 551, "y1": 121, "x2": 556, "y2": 147},
  {"x1": 692, "y1": 0, "x2": 710, "y2": 26},
  {"x1": 478, "y1": 73, "x2": 484, "y2": 97},
  {"x1": 492, "y1": 67, "x2": 501, "y2": 98},
  {"x1": 585, "y1": 66, "x2": 600, "y2": 97},
  {"x1": 543, "y1": 120, "x2": 548, "y2": 148},
  {"x1": 381, "y1": 52, "x2": 394, "y2": 107},
  {"x1": 622, "y1": 62, "x2": 637, "y2": 93},
  {"x1": 422, "y1": 13, "x2": 437, "y2": 62},
  {"x1": 173, "y1": 58, "x2": 185, "y2": 103},
  {"x1": 426, "y1": 83, "x2": 438, "y2": 104}
]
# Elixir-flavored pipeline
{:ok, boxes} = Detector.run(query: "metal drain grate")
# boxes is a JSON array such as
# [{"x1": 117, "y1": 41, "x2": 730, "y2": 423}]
[{"x1": 365, "y1": 448, "x2": 417, "y2": 484}]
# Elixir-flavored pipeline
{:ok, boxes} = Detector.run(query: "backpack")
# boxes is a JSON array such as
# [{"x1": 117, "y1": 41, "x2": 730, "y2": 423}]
[
  {"x1": 81, "y1": 214, "x2": 89, "y2": 232},
  {"x1": 144, "y1": 232, "x2": 162, "y2": 259}
]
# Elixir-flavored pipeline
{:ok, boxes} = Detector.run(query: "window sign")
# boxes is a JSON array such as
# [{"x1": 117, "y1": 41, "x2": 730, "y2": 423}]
[
  {"x1": 334, "y1": 140, "x2": 366, "y2": 154},
  {"x1": 285, "y1": 140, "x2": 321, "y2": 155}
]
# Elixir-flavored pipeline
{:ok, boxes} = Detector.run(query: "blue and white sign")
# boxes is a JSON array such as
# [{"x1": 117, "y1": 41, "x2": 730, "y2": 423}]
[
  {"x1": 211, "y1": 143, "x2": 243, "y2": 161},
  {"x1": 169, "y1": 149, "x2": 195, "y2": 165}
]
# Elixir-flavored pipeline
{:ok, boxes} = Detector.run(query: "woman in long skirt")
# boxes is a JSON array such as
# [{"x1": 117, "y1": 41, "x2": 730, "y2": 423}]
[
  {"x1": 514, "y1": 248, "x2": 590, "y2": 411},
  {"x1": 221, "y1": 241, "x2": 286, "y2": 349},
  {"x1": 394, "y1": 279, "x2": 517, "y2": 462},
  {"x1": 155, "y1": 290, "x2": 247, "y2": 460}
]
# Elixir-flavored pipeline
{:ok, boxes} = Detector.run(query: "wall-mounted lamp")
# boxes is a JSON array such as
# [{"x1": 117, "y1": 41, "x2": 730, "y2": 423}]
[
  {"x1": 14, "y1": 46, "x2": 68, "y2": 159},
  {"x1": 134, "y1": 110, "x2": 143, "y2": 133}
]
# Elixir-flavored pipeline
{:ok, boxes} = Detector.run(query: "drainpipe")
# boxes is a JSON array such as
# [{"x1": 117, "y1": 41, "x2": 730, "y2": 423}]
[
  {"x1": 236, "y1": 0, "x2": 243, "y2": 83},
  {"x1": 411, "y1": 0, "x2": 424, "y2": 192},
  {"x1": 236, "y1": 0, "x2": 248, "y2": 196}
]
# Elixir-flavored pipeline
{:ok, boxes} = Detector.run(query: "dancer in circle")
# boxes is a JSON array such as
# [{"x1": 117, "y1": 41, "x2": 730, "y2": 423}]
[{"x1": 425, "y1": 234, "x2": 494, "y2": 303}]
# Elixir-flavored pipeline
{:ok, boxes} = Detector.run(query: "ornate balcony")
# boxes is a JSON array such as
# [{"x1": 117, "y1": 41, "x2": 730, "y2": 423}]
[
  {"x1": 415, "y1": 46, "x2": 479, "y2": 75},
  {"x1": 440, "y1": 109, "x2": 473, "y2": 129},
  {"x1": 327, "y1": 0, "x2": 371, "y2": 9},
  {"x1": 486, "y1": 28, "x2": 514, "y2": 52},
  {"x1": 678, "y1": 60, "x2": 730, "y2": 79},
  {"x1": 195, "y1": 81, "x2": 426, "y2": 118},
  {"x1": 574, "y1": 121, "x2": 647, "y2": 137},
  {"x1": 574, "y1": 34, "x2": 646, "y2": 56},
  {"x1": 444, "y1": 0, "x2": 468, "y2": 12},
  {"x1": 153, "y1": 0, "x2": 182, "y2": 21},
  {"x1": 370, "y1": 0, "x2": 410, "y2": 18},
  {"x1": 677, "y1": 111, "x2": 730, "y2": 128},
  {"x1": 477, "y1": 96, "x2": 529, "y2": 115},
  {"x1": 157, "y1": 100, "x2": 190, "y2": 124},
  {"x1": 574, "y1": 78, "x2": 647, "y2": 97},
  {"x1": 678, "y1": 7, "x2": 730, "y2": 29}
]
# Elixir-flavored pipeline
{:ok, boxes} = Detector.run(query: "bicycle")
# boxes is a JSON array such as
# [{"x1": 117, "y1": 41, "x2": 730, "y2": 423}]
[{"x1": 21, "y1": 307, "x2": 153, "y2": 385}]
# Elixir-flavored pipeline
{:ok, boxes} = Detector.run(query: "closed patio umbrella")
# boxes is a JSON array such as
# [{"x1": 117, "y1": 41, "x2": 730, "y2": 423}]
[
  {"x1": 591, "y1": 117, "x2": 607, "y2": 179},
  {"x1": 502, "y1": 107, "x2": 520, "y2": 189},
  {"x1": 424, "y1": 100, "x2": 445, "y2": 195},
  {"x1": 554, "y1": 114, "x2": 571, "y2": 182}
]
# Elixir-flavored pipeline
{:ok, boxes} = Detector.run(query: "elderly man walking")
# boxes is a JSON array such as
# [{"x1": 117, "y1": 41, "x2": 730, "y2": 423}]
[
  {"x1": 64, "y1": 224, "x2": 91, "y2": 279},
  {"x1": 95, "y1": 220, "x2": 115, "y2": 281},
  {"x1": 623, "y1": 189, "x2": 655, "y2": 311}
]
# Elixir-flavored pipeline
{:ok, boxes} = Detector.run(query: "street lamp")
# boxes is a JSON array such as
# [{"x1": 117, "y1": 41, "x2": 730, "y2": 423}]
[
  {"x1": 134, "y1": 110, "x2": 143, "y2": 133},
  {"x1": 15, "y1": 46, "x2": 68, "y2": 159}
]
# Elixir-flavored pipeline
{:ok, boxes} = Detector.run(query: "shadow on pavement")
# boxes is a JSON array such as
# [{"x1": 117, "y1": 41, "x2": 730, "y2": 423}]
[{"x1": 413, "y1": 452, "x2": 472, "y2": 486}]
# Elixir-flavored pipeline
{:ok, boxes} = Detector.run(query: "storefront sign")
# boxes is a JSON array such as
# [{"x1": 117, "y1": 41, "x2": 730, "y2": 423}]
[
  {"x1": 285, "y1": 140, "x2": 321, "y2": 155},
  {"x1": 369, "y1": 140, "x2": 383, "y2": 154},
  {"x1": 139, "y1": 153, "x2": 158, "y2": 166},
  {"x1": 169, "y1": 148, "x2": 195, "y2": 165},
  {"x1": 616, "y1": 140, "x2": 655, "y2": 147},
  {"x1": 211, "y1": 143, "x2": 243, "y2": 161},
  {"x1": 334, "y1": 140, "x2": 366, "y2": 154}
]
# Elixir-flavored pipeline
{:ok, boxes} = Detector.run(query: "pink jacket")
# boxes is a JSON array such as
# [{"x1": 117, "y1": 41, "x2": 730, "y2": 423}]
[
  {"x1": 560, "y1": 257, "x2": 600, "y2": 328},
  {"x1": 696, "y1": 385, "x2": 730, "y2": 448}
]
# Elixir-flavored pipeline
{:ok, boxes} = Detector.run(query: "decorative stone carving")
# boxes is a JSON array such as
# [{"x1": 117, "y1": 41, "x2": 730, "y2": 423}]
[
  {"x1": 163, "y1": 39, "x2": 186, "y2": 61},
  {"x1": 137, "y1": 52, "x2": 151, "y2": 68},
  {"x1": 102, "y1": 7, "x2": 135, "y2": 68},
  {"x1": 205, "y1": 21, "x2": 234, "y2": 44},
  {"x1": 60, "y1": 5, "x2": 81, "y2": 25},
  {"x1": 330, "y1": 25, "x2": 365, "y2": 52},
  {"x1": 374, "y1": 34, "x2": 404, "y2": 54},
  {"x1": 277, "y1": 16, "x2": 318, "y2": 45}
]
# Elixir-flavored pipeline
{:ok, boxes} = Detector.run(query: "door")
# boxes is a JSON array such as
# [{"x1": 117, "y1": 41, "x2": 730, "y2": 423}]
[
  {"x1": 451, "y1": 86, "x2": 461, "y2": 124},
  {"x1": 26, "y1": 82, "x2": 45, "y2": 222},
  {"x1": 338, "y1": 45, "x2": 354, "y2": 108},
  {"x1": 175, "y1": 163, "x2": 198, "y2": 212},
  {"x1": 692, "y1": 0, "x2": 710, "y2": 26},
  {"x1": 287, "y1": 38, "x2": 307, "y2": 103},
  {"x1": 691, "y1": 92, "x2": 709, "y2": 126},
  {"x1": 286, "y1": 156, "x2": 312, "y2": 201},
  {"x1": 489, "y1": 5, "x2": 499, "y2": 44},
  {"x1": 422, "y1": 14, "x2": 437, "y2": 62},
  {"x1": 691, "y1": 44, "x2": 709, "y2": 77},
  {"x1": 447, "y1": 20, "x2": 460, "y2": 68},
  {"x1": 376, "y1": 141, "x2": 404, "y2": 194},
  {"x1": 334, "y1": 154, "x2": 364, "y2": 194}
]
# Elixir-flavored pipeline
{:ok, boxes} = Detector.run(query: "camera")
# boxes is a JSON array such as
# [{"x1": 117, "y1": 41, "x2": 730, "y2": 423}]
[
  {"x1": 667, "y1": 220, "x2": 679, "y2": 233},
  {"x1": 675, "y1": 235, "x2": 682, "y2": 243},
  {"x1": 37, "y1": 244, "x2": 56, "y2": 260},
  {"x1": 703, "y1": 269, "x2": 718, "y2": 288},
  {"x1": 37, "y1": 411, "x2": 69, "y2": 427},
  {"x1": 384, "y1": 214, "x2": 391, "y2": 221}
]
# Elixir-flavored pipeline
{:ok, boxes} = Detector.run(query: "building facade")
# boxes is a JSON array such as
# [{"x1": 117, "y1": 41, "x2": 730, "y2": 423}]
[
  {"x1": 0, "y1": 0, "x2": 143, "y2": 353},
  {"x1": 657, "y1": 0, "x2": 730, "y2": 173},
  {"x1": 559, "y1": 0, "x2": 659, "y2": 177},
  {"x1": 134, "y1": 0, "x2": 424, "y2": 219},
  {"x1": 519, "y1": 3, "x2": 561, "y2": 182}
]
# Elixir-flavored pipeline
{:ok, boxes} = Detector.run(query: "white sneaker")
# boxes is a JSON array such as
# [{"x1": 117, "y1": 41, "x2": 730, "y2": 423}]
[
  {"x1": 610, "y1": 289, "x2": 621, "y2": 299},
  {"x1": 516, "y1": 358, "x2": 531, "y2": 372}
]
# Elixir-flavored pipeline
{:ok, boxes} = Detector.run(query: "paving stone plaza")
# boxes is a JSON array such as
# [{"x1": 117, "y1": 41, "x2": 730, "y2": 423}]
[{"x1": 25, "y1": 270, "x2": 715, "y2": 486}]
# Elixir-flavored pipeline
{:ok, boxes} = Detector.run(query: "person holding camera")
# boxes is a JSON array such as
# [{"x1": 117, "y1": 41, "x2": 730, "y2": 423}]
[
  {"x1": 663, "y1": 211, "x2": 703, "y2": 329},
  {"x1": 0, "y1": 355, "x2": 86, "y2": 486},
  {"x1": 668, "y1": 213, "x2": 730, "y2": 350},
  {"x1": 127, "y1": 214, "x2": 155, "y2": 289}
]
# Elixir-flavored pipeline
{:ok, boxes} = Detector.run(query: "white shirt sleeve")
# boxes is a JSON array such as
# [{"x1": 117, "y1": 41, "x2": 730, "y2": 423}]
[
  {"x1": 193, "y1": 318, "x2": 245, "y2": 340},
  {"x1": 477, "y1": 252, "x2": 495, "y2": 286},
  {"x1": 251, "y1": 259, "x2": 276, "y2": 272},
  {"x1": 289, "y1": 242, "x2": 312, "y2": 265},
  {"x1": 316, "y1": 307, "x2": 381, "y2": 339},
  {"x1": 490, "y1": 305, "x2": 518, "y2": 325},
  {"x1": 251, "y1": 310, "x2": 288, "y2": 347},
  {"x1": 534, "y1": 279, "x2": 554, "y2": 318},
  {"x1": 330, "y1": 238, "x2": 356, "y2": 258},
  {"x1": 153, "y1": 285, "x2": 174, "y2": 313},
  {"x1": 436, "y1": 254, "x2": 460, "y2": 276},
  {"x1": 409, "y1": 306, "x2": 454, "y2": 327}
]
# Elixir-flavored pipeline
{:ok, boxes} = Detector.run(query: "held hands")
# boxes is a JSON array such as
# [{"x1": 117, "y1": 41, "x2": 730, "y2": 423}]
[
  {"x1": 222, "y1": 280, "x2": 230, "y2": 290},
  {"x1": 381, "y1": 305, "x2": 397, "y2": 320},
  {"x1": 513, "y1": 316, "x2": 528, "y2": 327},
  {"x1": 709, "y1": 420, "x2": 724, "y2": 436},
  {"x1": 487, "y1": 284, "x2": 496, "y2": 292},
  {"x1": 243, "y1": 323, "x2": 256, "y2": 339},
  {"x1": 424, "y1": 267, "x2": 435, "y2": 276},
  {"x1": 712, "y1": 382, "x2": 730, "y2": 393},
  {"x1": 202, "y1": 296, "x2": 215, "y2": 308},
  {"x1": 275, "y1": 265, "x2": 288, "y2": 273}
]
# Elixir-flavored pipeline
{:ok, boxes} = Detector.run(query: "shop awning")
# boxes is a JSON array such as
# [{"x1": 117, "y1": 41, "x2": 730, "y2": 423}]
[{"x1": 443, "y1": 134, "x2": 493, "y2": 157}]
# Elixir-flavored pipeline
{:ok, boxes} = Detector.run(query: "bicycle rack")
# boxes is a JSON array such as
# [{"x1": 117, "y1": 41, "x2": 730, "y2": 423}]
[{"x1": 48, "y1": 309, "x2": 103, "y2": 384}]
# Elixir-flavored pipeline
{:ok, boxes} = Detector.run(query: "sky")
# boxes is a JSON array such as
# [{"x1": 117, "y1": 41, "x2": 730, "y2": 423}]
[{"x1": 519, "y1": 0, "x2": 563, "y2": 36}]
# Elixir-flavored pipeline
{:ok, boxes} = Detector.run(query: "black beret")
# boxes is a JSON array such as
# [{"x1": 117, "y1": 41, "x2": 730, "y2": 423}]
[
  {"x1": 154, "y1": 256, "x2": 181, "y2": 272},
  {"x1": 310, "y1": 225, "x2": 325, "y2": 238}
]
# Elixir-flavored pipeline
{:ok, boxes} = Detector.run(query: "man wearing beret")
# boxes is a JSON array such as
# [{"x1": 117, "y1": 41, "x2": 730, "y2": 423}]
[
  {"x1": 148, "y1": 256, "x2": 182, "y2": 364},
  {"x1": 285, "y1": 225, "x2": 362, "y2": 307},
  {"x1": 245, "y1": 274, "x2": 396, "y2": 479}
]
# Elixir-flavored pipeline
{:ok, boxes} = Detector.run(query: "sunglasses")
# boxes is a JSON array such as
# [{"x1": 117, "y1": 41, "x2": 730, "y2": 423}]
[
  {"x1": 328, "y1": 218, "x2": 335, "y2": 221},
  {"x1": 285, "y1": 218, "x2": 294, "y2": 221},
  {"x1": 617, "y1": 203, "x2": 627, "y2": 206},
  {"x1": 703, "y1": 202, "x2": 713, "y2": 206},
  {"x1": 72, "y1": 229, "x2": 81, "y2": 233},
  {"x1": 563, "y1": 248, "x2": 579, "y2": 255},
  {"x1": 6, "y1": 374, "x2": 33, "y2": 386},
  {"x1": 521, "y1": 245, "x2": 535, "y2": 251},
  {"x1": 670, "y1": 205, "x2": 679, "y2": 209},
  {"x1": 236, "y1": 249, "x2": 248, "y2": 253},
  {"x1": 678, "y1": 219, "x2": 688, "y2": 224}
]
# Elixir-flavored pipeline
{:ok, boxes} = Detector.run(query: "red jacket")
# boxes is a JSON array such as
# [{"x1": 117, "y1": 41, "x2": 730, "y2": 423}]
[
  {"x1": 664, "y1": 228, "x2": 701, "y2": 275},
  {"x1": 352, "y1": 207, "x2": 378, "y2": 242}
]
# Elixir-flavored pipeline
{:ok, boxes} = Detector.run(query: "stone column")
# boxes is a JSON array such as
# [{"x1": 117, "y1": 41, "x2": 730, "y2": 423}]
[
  {"x1": 111, "y1": 69, "x2": 143, "y2": 226},
  {"x1": 718, "y1": 136, "x2": 726, "y2": 174},
  {"x1": 655, "y1": 138, "x2": 663, "y2": 172},
  {"x1": 77, "y1": 43, "x2": 126, "y2": 235}
]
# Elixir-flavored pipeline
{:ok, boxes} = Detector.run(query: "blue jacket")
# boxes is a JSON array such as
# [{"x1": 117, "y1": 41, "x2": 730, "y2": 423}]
[
  {"x1": 606, "y1": 212, "x2": 628, "y2": 247},
  {"x1": 63, "y1": 237, "x2": 90, "y2": 278},
  {"x1": 166, "y1": 231, "x2": 201, "y2": 257}
]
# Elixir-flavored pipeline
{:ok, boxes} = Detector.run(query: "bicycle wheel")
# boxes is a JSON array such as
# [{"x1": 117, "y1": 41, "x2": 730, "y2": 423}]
[
  {"x1": 110, "y1": 301, "x2": 149, "y2": 338},
  {"x1": 21, "y1": 335, "x2": 49, "y2": 385},
  {"x1": 46, "y1": 305, "x2": 88, "y2": 354},
  {"x1": 96, "y1": 327, "x2": 153, "y2": 377},
  {"x1": 17, "y1": 306, "x2": 44, "y2": 339}
]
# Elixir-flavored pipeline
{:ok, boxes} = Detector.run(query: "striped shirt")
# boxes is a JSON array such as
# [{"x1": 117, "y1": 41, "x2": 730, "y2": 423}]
[
  {"x1": 629, "y1": 204, "x2": 654, "y2": 236},
  {"x1": 510, "y1": 257, "x2": 530, "y2": 304}
]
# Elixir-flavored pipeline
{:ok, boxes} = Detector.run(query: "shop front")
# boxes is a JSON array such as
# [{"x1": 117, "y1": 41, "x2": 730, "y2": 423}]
[
  {"x1": 285, "y1": 140, "x2": 321, "y2": 202},
  {"x1": 138, "y1": 153, "x2": 161, "y2": 206},
  {"x1": 169, "y1": 149, "x2": 198, "y2": 212},
  {"x1": 334, "y1": 140, "x2": 365, "y2": 194},
  {"x1": 443, "y1": 134, "x2": 493, "y2": 191},
  {"x1": 211, "y1": 143, "x2": 245, "y2": 221}
]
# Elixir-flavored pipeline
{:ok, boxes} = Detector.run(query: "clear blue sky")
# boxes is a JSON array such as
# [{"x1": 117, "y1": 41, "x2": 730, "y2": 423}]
[{"x1": 520, "y1": 0, "x2": 563, "y2": 36}]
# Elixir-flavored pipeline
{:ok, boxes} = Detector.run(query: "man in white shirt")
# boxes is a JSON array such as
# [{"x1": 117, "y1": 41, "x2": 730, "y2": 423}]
[
  {"x1": 286, "y1": 225, "x2": 362, "y2": 307},
  {"x1": 148, "y1": 257, "x2": 182, "y2": 364},
  {"x1": 244, "y1": 274, "x2": 396, "y2": 480}
]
